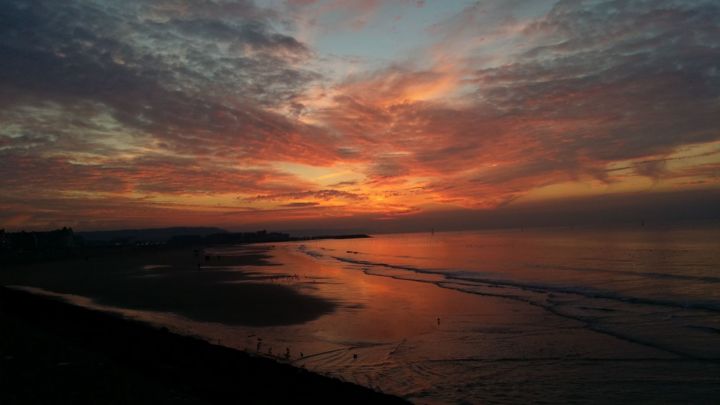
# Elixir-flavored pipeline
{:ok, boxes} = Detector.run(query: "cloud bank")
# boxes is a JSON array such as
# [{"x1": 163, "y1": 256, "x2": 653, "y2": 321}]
[{"x1": 1, "y1": 0, "x2": 718, "y2": 230}]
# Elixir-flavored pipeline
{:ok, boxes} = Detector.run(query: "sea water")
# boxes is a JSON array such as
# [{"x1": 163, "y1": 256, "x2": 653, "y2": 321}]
[
  {"x1": 13, "y1": 225, "x2": 720, "y2": 403},
  {"x1": 196, "y1": 225, "x2": 720, "y2": 403}
]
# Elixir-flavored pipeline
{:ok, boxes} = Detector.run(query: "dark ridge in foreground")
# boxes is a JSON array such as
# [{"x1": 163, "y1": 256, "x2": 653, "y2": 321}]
[{"x1": 0, "y1": 286, "x2": 408, "y2": 405}]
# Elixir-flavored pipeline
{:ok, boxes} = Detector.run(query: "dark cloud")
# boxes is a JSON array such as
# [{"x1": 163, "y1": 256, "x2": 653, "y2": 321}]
[
  {"x1": 329, "y1": 180, "x2": 358, "y2": 187},
  {"x1": 319, "y1": 0, "x2": 720, "y2": 205},
  {"x1": 0, "y1": 0, "x2": 345, "y2": 225},
  {"x1": 2, "y1": 0, "x2": 719, "y2": 230},
  {"x1": 0, "y1": 152, "x2": 314, "y2": 197},
  {"x1": 473, "y1": 0, "x2": 720, "y2": 161},
  {"x1": 0, "y1": 0, "x2": 332, "y2": 162},
  {"x1": 368, "y1": 155, "x2": 411, "y2": 179},
  {"x1": 633, "y1": 159, "x2": 668, "y2": 180},
  {"x1": 280, "y1": 201, "x2": 319, "y2": 208},
  {"x1": 246, "y1": 189, "x2": 365, "y2": 202}
]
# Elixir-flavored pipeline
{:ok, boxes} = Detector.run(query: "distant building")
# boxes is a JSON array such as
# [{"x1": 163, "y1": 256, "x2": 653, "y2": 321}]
[{"x1": 1, "y1": 227, "x2": 80, "y2": 263}]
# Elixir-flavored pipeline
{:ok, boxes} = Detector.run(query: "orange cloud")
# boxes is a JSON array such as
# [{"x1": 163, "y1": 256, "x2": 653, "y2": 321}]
[{"x1": 2, "y1": 0, "x2": 720, "y2": 231}]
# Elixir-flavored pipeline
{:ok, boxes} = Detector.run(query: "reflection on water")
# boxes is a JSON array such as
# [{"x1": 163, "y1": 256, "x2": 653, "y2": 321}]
[
  {"x1": 206, "y1": 226, "x2": 720, "y2": 403},
  {"x1": 10, "y1": 225, "x2": 720, "y2": 403}
]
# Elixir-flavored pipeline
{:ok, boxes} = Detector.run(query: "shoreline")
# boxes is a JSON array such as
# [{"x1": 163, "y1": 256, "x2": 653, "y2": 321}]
[
  {"x1": 0, "y1": 285, "x2": 408, "y2": 404},
  {"x1": 0, "y1": 245, "x2": 339, "y2": 327},
  {"x1": 0, "y1": 231, "x2": 371, "y2": 266}
]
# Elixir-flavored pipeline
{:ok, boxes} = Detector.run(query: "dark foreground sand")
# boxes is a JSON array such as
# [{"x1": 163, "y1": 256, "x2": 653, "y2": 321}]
[{"x1": 0, "y1": 286, "x2": 408, "y2": 404}]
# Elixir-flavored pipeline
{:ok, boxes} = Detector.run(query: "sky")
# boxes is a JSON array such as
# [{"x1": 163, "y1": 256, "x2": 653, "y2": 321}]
[{"x1": 1, "y1": 0, "x2": 719, "y2": 232}]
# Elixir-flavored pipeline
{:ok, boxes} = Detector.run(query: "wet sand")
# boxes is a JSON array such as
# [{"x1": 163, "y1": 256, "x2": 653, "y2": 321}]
[
  {"x1": 0, "y1": 285, "x2": 407, "y2": 404},
  {"x1": 0, "y1": 245, "x2": 404, "y2": 403},
  {"x1": 5, "y1": 230, "x2": 720, "y2": 403},
  {"x1": 0, "y1": 245, "x2": 336, "y2": 326}
]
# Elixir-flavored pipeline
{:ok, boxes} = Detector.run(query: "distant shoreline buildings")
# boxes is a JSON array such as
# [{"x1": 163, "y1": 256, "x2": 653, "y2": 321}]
[
  {"x1": 1, "y1": 227, "x2": 78, "y2": 255},
  {"x1": 0, "y1": 227, "x2": 368, "y2": 264}
]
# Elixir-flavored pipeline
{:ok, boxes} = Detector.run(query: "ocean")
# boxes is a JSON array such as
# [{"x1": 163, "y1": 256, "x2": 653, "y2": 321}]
[{"x1": 10, "y1": 225, "x2": 720, "y2": 403}]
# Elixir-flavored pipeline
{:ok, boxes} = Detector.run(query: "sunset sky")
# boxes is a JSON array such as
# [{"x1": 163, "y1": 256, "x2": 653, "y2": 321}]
[{"x1": 1, "y1": 0, "x2": 719, "y2": 231}]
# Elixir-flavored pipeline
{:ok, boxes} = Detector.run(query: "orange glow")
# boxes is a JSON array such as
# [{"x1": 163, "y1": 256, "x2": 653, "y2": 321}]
[{"x1": 2, "y1": 1, "x2": 719, "y2": 231}]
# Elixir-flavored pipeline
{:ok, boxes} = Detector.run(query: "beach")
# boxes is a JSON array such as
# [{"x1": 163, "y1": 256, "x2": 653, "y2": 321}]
[
  {"x1": 0, "y1": 244, "x2": 406, "y2": 404},
  {"x1": 2, "y1": 226, "x2": 720, "y2": 403},
  {"x1": 0, "y1": 285, "x2": 407, "y2": 404},
  {"x1": 0, "y1": 245, "x2": 338, "y2": 326}
]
